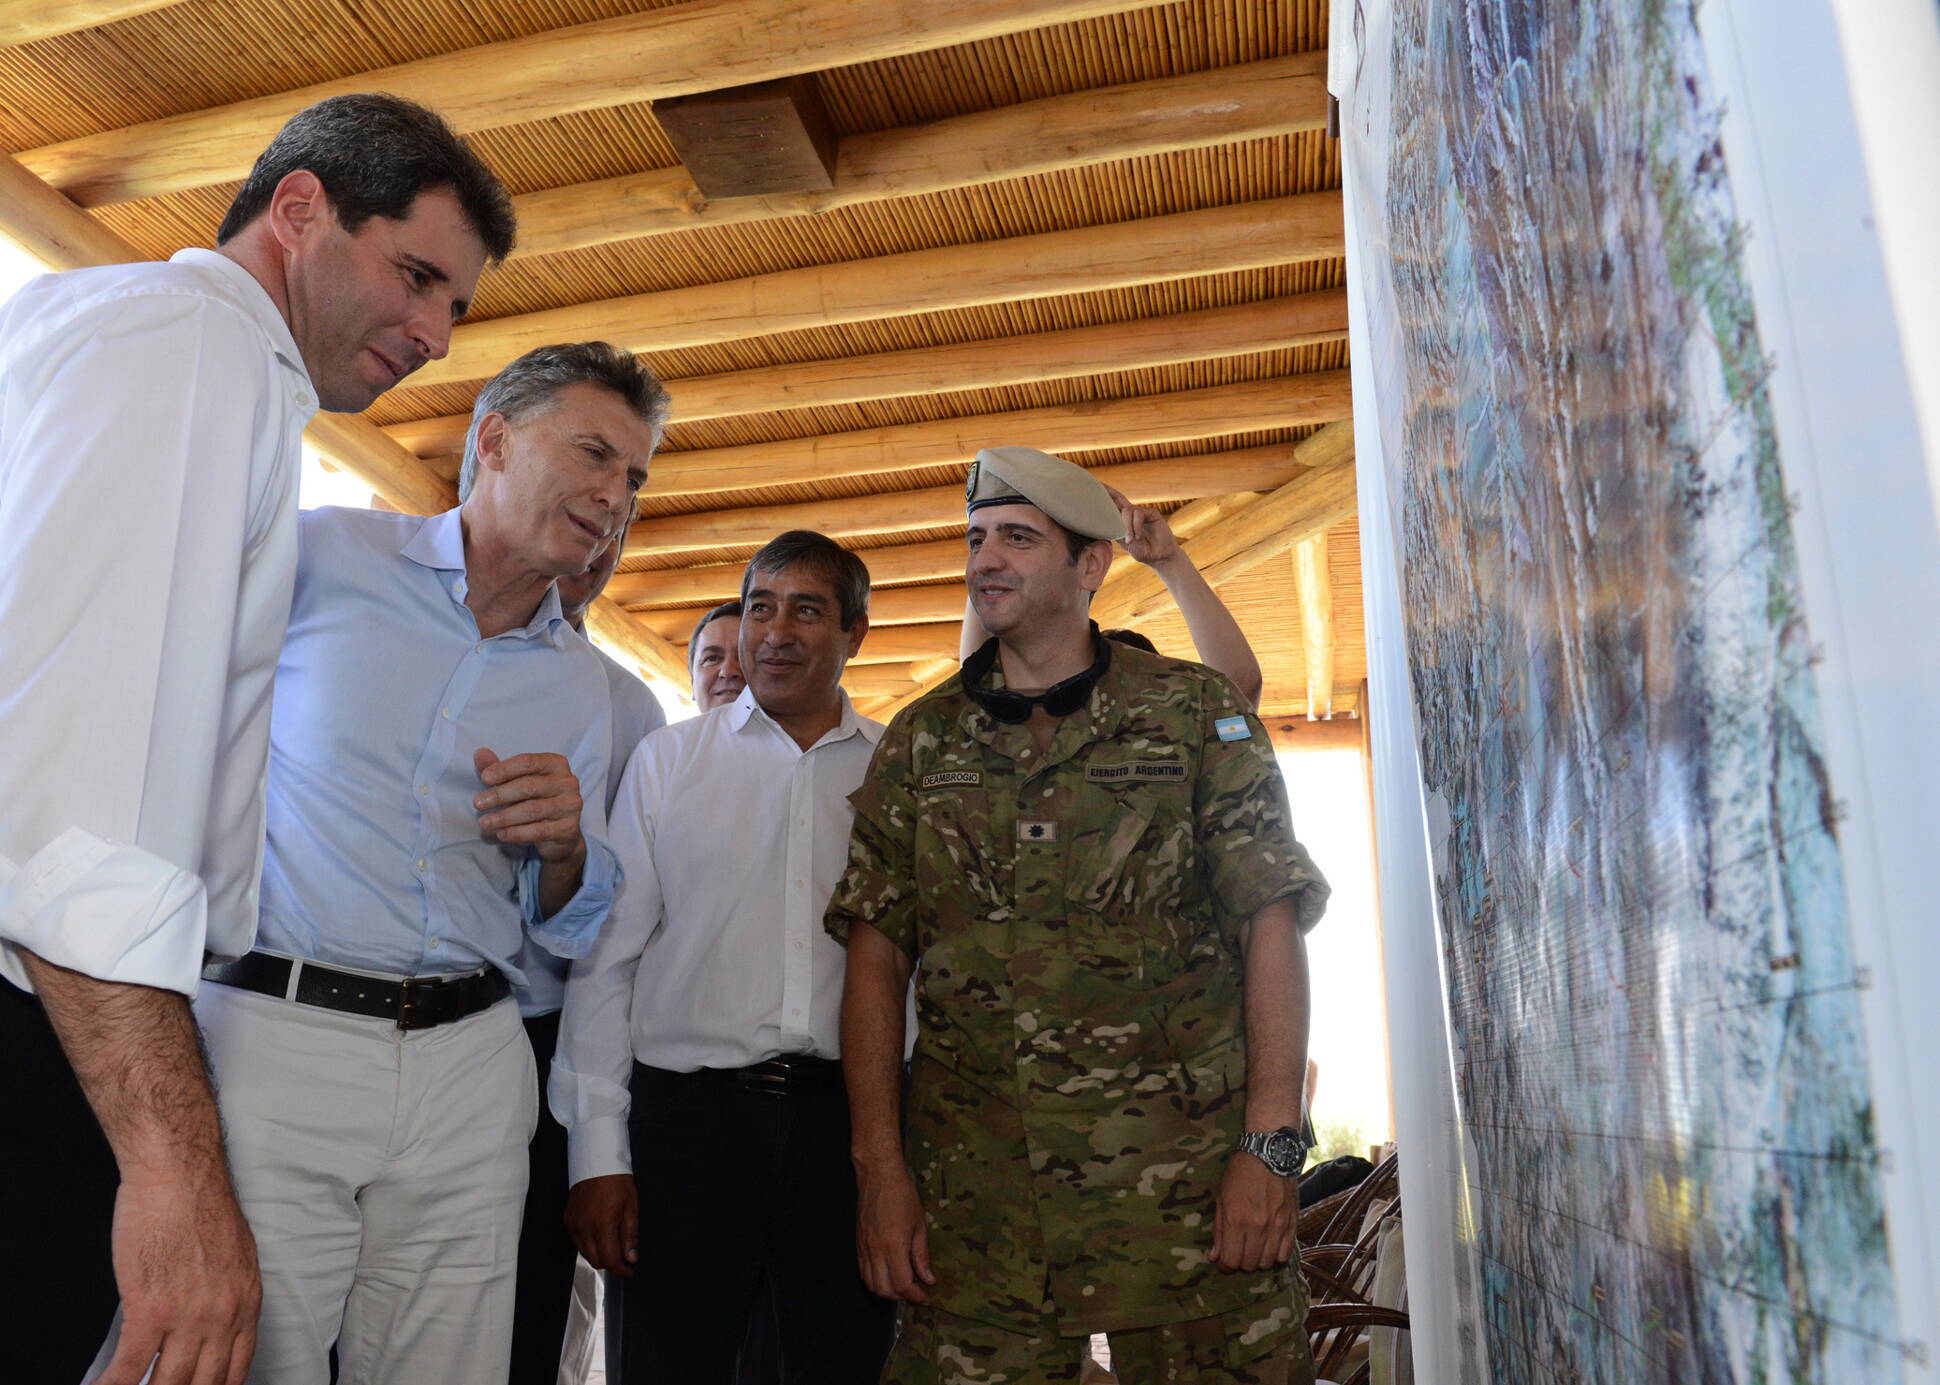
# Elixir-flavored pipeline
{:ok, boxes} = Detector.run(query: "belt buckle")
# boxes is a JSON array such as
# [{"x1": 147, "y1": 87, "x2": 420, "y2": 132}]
[
  {"x1": 397, "y1": 975, "x2": 438, "y2": 1032},
  {"x1": 740, "y1": 1063, "x2": 790, "y2": 1095}
]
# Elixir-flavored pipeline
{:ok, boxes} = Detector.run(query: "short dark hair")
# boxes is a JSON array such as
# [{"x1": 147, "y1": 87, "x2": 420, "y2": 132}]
[
  {"x1": 459, "y1": 342, "x2": 671, "y2": 501},
  {"x1": 217, "y1": 94, "x2": 516, "y2": 263},
  {"x1": 1104, "y1": 628, "x2": 1158, "y2": 653},
  {"x1": 740, "y1": 531, "x2": 871, "y2": 631},
  {"x1": 686, "y1": 599, "x2": 743, "y2": 673}
]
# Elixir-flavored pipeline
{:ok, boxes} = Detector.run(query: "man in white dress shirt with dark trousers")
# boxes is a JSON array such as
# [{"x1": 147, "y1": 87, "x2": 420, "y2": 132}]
[
  {"x1": 556, "y1": 530, "x2": 898, "y2": 1383},
  {"x1": 510, "y1": 527, "x2": 666, "y2": 1384},
  {"x1": 0, "y1": 94, "x2": 511, "y2": 1385}
]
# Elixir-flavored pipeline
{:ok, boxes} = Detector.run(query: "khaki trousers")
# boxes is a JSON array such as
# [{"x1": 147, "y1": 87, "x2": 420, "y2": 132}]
[{"x1": 193, "y1": 982, "x2": 537, "y2": 1385}]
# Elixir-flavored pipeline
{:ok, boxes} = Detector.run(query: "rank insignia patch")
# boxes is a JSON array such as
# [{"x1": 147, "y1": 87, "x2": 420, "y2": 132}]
[{"x1": 1017, "y1": 820, "x2": 1059, "y2": 843}]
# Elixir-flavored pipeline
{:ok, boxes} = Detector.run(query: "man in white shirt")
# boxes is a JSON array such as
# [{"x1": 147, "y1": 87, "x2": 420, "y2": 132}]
[
  {"x1": 555, "y1": 530, "x2": 897, "y2": 1383},
  {"x1": 0, "y1": 93, "x2": 511, "y2": 1385},
  {"x1": 511, "y1": 528, "x2": 666, "y2": 1385}
]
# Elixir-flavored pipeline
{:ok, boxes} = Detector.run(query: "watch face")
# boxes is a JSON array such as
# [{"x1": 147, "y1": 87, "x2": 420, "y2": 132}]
[{"x1": 1266, "y1": 1130, "x2": 1306, "y2": 1174}]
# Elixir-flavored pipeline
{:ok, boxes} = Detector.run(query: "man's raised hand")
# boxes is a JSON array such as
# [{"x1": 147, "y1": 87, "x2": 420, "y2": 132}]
[{"x1": 473, "y1": 748, "x2": 585, "y2": 864}]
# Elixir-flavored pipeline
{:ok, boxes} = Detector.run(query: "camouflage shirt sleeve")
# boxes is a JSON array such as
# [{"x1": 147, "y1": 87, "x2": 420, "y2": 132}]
[
  {"x1": 824, "y1": 712, "x2": 923, "y2": 960},
  {"x1": 1195, "y1": 673, "x2": 1330, "y2": 942}
]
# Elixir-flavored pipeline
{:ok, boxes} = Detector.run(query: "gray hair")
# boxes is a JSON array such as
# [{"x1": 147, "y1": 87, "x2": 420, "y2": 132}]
[
  {"x1": 739, "y1": 531, "x2": 871, "y2": 631},
  {"x1": 458, "y1": 342, "x2": 672, "y2": 501}
]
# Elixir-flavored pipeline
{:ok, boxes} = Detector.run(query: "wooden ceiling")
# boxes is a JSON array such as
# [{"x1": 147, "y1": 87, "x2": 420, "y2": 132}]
[{"x1": 0, "y1": 0, "x2": 1362, "y2": 737}]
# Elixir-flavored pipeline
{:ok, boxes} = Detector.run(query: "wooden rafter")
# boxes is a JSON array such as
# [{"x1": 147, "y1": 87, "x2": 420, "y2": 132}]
[
  {"x1": 631, "y1": 373, "x2": 1351, "y2": 498},
  {"x1": 0, "y1": 153, "x2": 690, "y2": 690},
  {"x1": 19, "y1": 0, "x2": 1180, "y2": 207},
  {"x1": 1294, "y1": 533, "x2": 1336, "y2": 718},
  {"x1": 0, "y1": 0, "x2": 185, "y2": 49},
  {"x1": 607, "y1": 538, "x2": 972, "y2": 608},
  {"x1": 385, "y1": 292, "x2": 1348, "y2": 448},
  {"x1": 623, "y1": 442, "x2": 1325, "y2": 557},
  {"x1": 408, "y1": 195, "x2": 1342, "y2": 390},
  {"x1": 505, "y1": 52, "x2": 1328, "y2": 261}
]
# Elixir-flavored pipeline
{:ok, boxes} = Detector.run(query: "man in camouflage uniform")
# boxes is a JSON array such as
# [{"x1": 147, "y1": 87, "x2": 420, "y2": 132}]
[{"x1": 826, "y1": 445, "x2": 1330, "y2": 1383}]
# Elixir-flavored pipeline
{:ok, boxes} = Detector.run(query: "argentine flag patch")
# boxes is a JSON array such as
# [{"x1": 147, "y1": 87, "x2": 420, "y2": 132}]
[{"x1": 1214, "y1": 715, "x2": 1252, "y2": 742}]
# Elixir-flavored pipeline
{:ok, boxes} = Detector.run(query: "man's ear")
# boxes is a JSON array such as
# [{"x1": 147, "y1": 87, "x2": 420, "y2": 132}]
[
  {"x1": 474, "y1": 411, "x2": 511, "y2": 474},
  {"x1": 1077, "y1": 538, "x2": 1114, "y2": 594},
  {"x1": 264, "y1": 170, "x2": 332, "y2": 255},
  {"x1": 844, "y1": 613, "x2": 871, "y2": 662}
]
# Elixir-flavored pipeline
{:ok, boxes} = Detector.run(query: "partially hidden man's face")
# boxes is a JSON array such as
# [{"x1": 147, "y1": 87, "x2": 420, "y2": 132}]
[
  {"x1": 689, "y1": 616, "x2": 744, "y2": 711},
  {"x1": 474, "y1": 380, "x2": 656, "y2": 580},
  {"x1": 557, "y1": 527, "x2": 625, "y2": 627},
  {"x1": 965, "y1": 502, "x2": 1109, "y2": 638},
  {"x1": 740, "y1": 562, "x2": 866, "y2": 720},
  {"x1": 282, "y1": 184, "x2": 489, "y2": 413}
]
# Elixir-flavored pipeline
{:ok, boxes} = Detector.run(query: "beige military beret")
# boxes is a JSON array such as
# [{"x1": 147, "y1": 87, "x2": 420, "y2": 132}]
[{"x1": 965, "y1": 444, "x2": 1126, "y2": 542}]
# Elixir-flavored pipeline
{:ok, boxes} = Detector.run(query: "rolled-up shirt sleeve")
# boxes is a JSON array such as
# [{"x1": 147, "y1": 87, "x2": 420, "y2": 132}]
[
  {"x1": 0, "y1": 292, "x2": 282, "y2": 996},
  {"x1": 552, "y1": 746, "x2": 663, "y2": 1184}
]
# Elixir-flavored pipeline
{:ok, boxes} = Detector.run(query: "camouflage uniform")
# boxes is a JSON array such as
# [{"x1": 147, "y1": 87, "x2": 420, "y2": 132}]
[{"x1": 825, "y1": 643, "x2": 1329, "y2": 1377}]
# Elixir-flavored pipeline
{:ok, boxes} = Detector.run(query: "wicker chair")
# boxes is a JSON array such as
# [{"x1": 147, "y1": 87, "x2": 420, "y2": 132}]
[{"x1": 1299, "y1": 1153, "x2": 1409, "y2": 1385}]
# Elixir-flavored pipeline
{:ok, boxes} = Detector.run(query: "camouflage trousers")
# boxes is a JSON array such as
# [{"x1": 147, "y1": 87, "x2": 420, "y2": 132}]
[{"x1": 882, "y1": 1296, "x2": 1314, "y2": 1385}]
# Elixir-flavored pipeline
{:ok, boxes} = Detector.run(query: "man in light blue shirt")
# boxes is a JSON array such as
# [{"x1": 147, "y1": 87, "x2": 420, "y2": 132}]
[{"x1": 195, "y1": 341, "x2": 669, "y2": 1385}]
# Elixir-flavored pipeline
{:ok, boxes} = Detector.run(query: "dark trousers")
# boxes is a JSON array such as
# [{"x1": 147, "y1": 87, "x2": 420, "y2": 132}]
[
  {"x1": 509, "y1": 1010, "x2": 579, "y2": 1383},
  {"x1": 613, "y1": 1061, "x2": 894, "y2": 1384},
  {"x1": 0, "y1": 976, "x2": 122, "y2": 1382}
]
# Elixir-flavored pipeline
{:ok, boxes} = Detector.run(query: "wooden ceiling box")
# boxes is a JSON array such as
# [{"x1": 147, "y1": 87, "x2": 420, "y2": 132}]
[{"x1": 654, "y1": 76, "x2": 839, "y2": 198}]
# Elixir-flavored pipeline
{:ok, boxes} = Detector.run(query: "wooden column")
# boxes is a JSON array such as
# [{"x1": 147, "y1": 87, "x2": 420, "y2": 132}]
[{"x1": 1294, "y1": 533, "x2": 1335, "y2": 718}]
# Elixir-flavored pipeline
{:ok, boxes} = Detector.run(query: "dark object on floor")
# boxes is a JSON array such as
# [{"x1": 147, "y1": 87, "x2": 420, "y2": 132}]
[{"x1": 1299, "y1": 1154, "x2": 1374, "y2": 1207}]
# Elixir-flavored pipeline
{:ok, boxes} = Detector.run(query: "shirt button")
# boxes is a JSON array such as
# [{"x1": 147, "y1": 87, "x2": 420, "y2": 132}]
[
  {"x1": 418, "y1": 783, "x2": 429, "y2": 795},
  {"x1": 429, "y1": 937, "x2": 442, "y2": 948},
  {"x1": 793, "y1": 941, "x2": 805, "y2": 951},
  {"x1": 416, "y1": 858, "x2": 428, "y2": 872},
  {"x1": 790, "y1": 1008, "x2": 801, "y2": 1018},
  {"x1": 441, "y1": 707, "x2": 451, "y2": 719},
  {"x1": 476, "y1": 642, "x2": 486, "y2": 653}
]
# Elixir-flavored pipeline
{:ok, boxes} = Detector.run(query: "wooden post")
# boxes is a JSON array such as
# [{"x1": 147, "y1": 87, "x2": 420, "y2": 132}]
[{"x1": 1294, "y1": 534, "x2": 1335, "y2": 718}]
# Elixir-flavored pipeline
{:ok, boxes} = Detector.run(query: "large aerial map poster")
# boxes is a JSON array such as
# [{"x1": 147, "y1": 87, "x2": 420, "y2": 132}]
[{"x1": 1340, "y1": 0, "x2": 1912, "y2": 1379}]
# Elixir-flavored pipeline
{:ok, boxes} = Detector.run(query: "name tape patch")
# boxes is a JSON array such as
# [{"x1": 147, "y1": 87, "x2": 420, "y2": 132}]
[
  {"x1": 1214, "y1": 715, "x2": 1254, "y2": 742},
  {"x1": 1086, "y1": 760, "x2": 1188, "y2": 783},
  {"x1": 921, "y1": 770, "x2": 983, "y2": 791}
]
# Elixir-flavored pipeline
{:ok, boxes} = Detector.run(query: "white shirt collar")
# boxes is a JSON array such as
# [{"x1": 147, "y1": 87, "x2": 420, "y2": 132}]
[
  {"x1": 167, "y1": 248, "x2": 311, "y2": 386},
  {"x1": 729, "y1": 683, "x2": 882, "y2": 748}
]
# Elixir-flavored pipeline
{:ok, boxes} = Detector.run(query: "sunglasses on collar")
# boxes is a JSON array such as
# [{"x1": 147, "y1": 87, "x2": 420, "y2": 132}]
[{"x1": 961, "y1": 624, "x2": 1112, "y2": 724}]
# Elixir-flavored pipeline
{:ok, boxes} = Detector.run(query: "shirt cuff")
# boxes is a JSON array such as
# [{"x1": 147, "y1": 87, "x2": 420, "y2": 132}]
[
  {"x1": 0, "y1": 827, "x2": 210, "y2": 997},
  {"x1": 519, "y1": 833, "x2": 622, "y2": 960},
  {"x1": 566, "y1": 1115, "x2": 632, "y2": 1186}
]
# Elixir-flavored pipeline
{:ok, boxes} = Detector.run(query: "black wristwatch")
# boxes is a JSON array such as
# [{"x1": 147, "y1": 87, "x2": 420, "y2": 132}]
[{"x1": 1238, "y1": 1124, "x2": 1311, "y2": 1177}]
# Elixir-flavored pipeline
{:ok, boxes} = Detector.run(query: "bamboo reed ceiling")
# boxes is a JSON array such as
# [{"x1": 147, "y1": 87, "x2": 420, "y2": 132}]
[{"x1": 0, "y1": 0, "x2": 1362, "y2": 722}]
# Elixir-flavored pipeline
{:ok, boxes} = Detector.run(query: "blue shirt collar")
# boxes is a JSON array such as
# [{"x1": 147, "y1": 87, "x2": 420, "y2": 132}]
[{"x1": 400, "y1": 507, "x2": 568, "y2": 641}]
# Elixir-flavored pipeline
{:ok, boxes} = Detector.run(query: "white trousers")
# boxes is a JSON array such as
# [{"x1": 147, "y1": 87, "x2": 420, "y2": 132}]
[{"x1": 195, "y1": 982, "x2": 537, "y2": 1385}]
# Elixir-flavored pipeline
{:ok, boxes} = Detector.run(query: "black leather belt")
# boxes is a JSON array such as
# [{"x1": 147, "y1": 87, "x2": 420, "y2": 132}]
[
  {"x1": 642, "y1": 1055, "x2": 843, "y2": 1096},
  {"x1": 202, "y1": 951, "x2": 509, "y2": 1032}
]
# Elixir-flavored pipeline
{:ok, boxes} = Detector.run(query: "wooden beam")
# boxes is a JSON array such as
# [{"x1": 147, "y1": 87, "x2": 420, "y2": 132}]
[
  {"x1": 1262, "y1": 714, "x2": 1362, "y2": 753},
  {"x1": 841, "y1": 663, "x2": 923, "y2": 701},
  {"x1": 1, "y1": 0, "x2": 187, "y2": 47},
  {"x1": 410, "y1": 195, "x2": 1343, "y2": 390},
  {"x1": 634, "y1": 584, "x2": 966, "y2": 641},
  {"x1": 607, "y1": 538, "x2": 969, "y2": 608},
  {"x1": 625, "y1": 442, "x2": 1321, "y2": 556},
  {"x1": 639, "y1": 373, "x2": 1351, "y2": 498},
  {"x1": 505, "y1": 53, "x2": 1328, "y2": 261},
  {"x1": 384, "y1": 292, "x2": 1347, "y2": 452},
  {"x1": 19, "y1": 0, "x2": 1178, "y2": 207},
  {"x1": 875, "y1": 424, "x2": 1357, "y2": 717},
  {"x1": 653, "y1": 76, "x2": 837, "y2": 198},
  {"x1": 0, "y1": 154, "x2": 692, "y2": 690},
  {"x1": 837, "y1": 623, "x2": 959, "y2": 666},
  {"x1": 1294, "y1": 534, "x2": 1335, "y2": 719}
]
